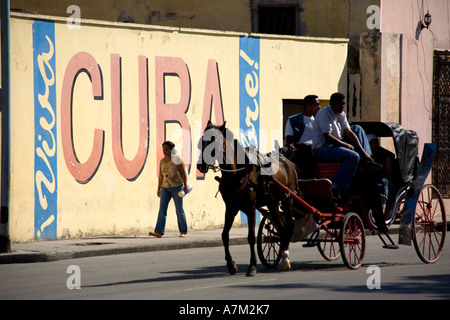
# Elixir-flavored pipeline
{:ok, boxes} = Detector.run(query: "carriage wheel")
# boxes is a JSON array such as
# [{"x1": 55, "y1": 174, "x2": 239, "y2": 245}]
[
  {"x1": 257, "y1": 216, "x2": 282, "y2": 268},
  {"x1": 339, "y1": 212, "x2": 366, "y2": 270},
  {"x1": 412, "y1": 184, "x2": 447, "y2": 264},
  {"x1": 317, "y1": 227, "x2": 341, "y2": 261}
]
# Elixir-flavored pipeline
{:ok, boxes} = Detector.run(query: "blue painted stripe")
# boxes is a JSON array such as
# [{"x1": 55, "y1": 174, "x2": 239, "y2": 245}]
[
  {"x1": 238, "y1": 36, "x2": 260, "y2": 225},
  {"x1": 33, "y1": 20, "x2": 57, "y2": 240}
]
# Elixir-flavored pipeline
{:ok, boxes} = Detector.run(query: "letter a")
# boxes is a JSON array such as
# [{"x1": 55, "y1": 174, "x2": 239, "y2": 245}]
[
  {"x1": 66, "y1": 265, "x2": 81, "y2": 290},
  {"x1": 366, "y1": 265, "x2": 381, "y2": 290}
]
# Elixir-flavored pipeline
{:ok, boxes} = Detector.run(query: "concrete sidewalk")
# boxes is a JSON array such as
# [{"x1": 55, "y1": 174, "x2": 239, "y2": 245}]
[
  {"x1": 0, "y1": 227, "x2": 249, "y2": 264},
  {"x1": 1, "y1": 222, "x2": 447, "y2": 264}
]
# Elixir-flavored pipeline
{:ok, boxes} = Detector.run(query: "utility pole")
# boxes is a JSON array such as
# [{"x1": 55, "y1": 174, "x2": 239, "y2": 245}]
[{"x1": 0, "y1": 0, "x2": 11, "y2": 253}]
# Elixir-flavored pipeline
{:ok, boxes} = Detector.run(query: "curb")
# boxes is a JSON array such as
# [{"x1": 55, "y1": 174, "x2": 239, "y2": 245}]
[
  {"x1": 0, "y1": 235, "x2": 248, "y2": 264},
  {"x1": 1, "y1": 222, "x2": 448, "y2": 264}
]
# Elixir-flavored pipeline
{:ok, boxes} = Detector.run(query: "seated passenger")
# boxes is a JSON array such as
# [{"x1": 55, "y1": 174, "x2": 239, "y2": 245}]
[
  {"x1": 368, "y1": 134, "x2": 396, "y2": 213},
  {"x1": 310, "y1": 92, "x2": 381, "y2": 200},
  {"x1": 284, "y1": 94, "x2": 320, "y2": 178}
]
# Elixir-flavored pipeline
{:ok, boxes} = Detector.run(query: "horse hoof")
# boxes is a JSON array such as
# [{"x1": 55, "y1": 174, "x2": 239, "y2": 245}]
[
  {"x1": 227, "y1": 261, "x2": 238, "y2": 275},
  {"x1": 279, "y1": 250, "x2": 291, "y2": 271},
  {"x1": 246, "y1": 266, "x2": 256, "y2": 277},
  {"x1": 278, "y1": 259, "x2": 291, "y2": 272},
  {"x1": 279, "y1": 255, "x2": 291, "y2": 271}
]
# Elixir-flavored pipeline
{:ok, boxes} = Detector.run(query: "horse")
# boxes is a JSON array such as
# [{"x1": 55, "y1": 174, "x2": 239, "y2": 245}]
[{"x1": 197, "y1": 121, "x2": 299, "y2": 276}]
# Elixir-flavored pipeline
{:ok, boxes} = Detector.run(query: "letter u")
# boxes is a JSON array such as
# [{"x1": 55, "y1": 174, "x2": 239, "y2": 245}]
[{"x1": 111, "y1": 54, "x2": 149, "y2": 180}]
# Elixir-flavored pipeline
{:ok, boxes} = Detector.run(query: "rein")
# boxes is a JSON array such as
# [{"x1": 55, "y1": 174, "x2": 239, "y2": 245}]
[
  {"x1": 207, "y1": 164, "x2": 246, "y2": 173},
  {"x1": 208, "y1": 162, "x2": 252, "y2": 197}
]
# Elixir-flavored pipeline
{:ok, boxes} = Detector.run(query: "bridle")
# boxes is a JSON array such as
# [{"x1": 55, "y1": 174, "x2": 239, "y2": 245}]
[
  {"x1": 199, "y1": 131, "x2": 253, "y2": 195},
  {"x1": 205, "y1": 163, "x2": 246, "y2": 173}
]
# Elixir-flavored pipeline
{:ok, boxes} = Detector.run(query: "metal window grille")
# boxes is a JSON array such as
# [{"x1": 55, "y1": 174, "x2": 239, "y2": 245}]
[
  {"x1": 258, "y1": 6, "x2": 297, "y2": 36},
  {"x1": 432, "y1": 50, "x2": 450, "y2": 198}
]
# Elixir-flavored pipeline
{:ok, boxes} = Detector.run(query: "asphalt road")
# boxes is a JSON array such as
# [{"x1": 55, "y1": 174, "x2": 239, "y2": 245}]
[{"x1": 1, "y1": 235, "x2": 449, "y2": 301}]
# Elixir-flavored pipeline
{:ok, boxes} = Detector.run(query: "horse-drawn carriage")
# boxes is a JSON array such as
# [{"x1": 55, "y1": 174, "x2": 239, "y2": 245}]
[{"x1": 197, "y1": 121, "x2": 446, "y2": 275}]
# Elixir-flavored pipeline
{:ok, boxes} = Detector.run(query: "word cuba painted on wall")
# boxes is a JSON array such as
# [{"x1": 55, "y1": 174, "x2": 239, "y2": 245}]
[{"x1": 60, "y1": 54, "x2": 226, "y2": 184}]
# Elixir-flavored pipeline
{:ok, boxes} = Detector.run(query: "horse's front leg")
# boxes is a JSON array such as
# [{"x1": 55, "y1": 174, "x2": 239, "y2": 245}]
[
  {"x1": 222, "y1": 207, "x2": 238, "y2": 275},
  {"x1": 245, "y1": 207, "x2": 257, "y2": 277},
  {"x1": 279, "y1": 199, "x2": 294, "y2": 272}
]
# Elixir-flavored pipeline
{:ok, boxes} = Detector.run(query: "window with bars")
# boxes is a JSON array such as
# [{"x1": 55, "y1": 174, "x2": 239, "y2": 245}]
[
  {"x1": 258, "y1": 5, "x2": 298, "y2": 36},
  {"x1": 432, "y1": 50, "x2": 450, "y2": 198}
]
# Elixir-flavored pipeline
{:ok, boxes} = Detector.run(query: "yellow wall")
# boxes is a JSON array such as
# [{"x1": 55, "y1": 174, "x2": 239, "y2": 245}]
[{"x1": 9, "y1": 13, "x2": 347, "y2": 242}]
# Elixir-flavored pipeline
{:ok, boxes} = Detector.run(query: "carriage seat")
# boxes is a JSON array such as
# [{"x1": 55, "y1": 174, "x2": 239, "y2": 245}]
[
  {"x1": 297, "y1": 178, "x2": 340, "y2": 212},
  {"x1": 312, "y1": 160, "x2": 341, "y2": 180}
]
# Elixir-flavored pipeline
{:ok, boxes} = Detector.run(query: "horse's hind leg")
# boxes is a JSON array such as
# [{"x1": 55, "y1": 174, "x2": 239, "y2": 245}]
[
  {"x1": 222, "y1": 207, "x2": 238, "y2": 275},
  {"x1": 269, "y1": 201, "x2": 292, "y2": 272},
  {"x1": 245, "y1": 208, "x2": 257, "y2": 277}
]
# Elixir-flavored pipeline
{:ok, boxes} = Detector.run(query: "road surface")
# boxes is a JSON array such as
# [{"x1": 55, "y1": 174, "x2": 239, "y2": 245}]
[{"x1": 1, "y1": 235, "x2": 449, "y2": 301}]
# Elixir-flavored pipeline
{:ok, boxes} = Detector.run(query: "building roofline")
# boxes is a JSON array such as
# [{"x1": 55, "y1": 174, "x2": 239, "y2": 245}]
[{"x1": 11, "y1": 12, "x2": 348, "y2": 44}]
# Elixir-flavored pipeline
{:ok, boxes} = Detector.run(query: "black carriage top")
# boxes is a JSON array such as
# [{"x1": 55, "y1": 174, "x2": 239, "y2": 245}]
[{"x1": 353, "y1": 122, "x2": 420, "y2": 186}]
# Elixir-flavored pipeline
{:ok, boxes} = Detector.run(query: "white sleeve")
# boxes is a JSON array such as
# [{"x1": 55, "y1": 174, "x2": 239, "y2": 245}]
[
  {"x1": 337, "y1": 112, "x2": 350, "y2": 131},
  {"x1": 317, "y1": 112, "x2": 332, "y2": 134}
]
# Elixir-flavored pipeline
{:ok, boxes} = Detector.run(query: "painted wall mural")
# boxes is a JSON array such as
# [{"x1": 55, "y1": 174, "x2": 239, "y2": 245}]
[{"x1": 11, "y1": 14, "x2": 347, "y2": 241}]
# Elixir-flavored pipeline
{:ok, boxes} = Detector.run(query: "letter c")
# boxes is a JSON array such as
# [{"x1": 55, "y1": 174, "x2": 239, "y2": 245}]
[{"x1": 61, "y1": 52, "x2": 104, "y2": 183}]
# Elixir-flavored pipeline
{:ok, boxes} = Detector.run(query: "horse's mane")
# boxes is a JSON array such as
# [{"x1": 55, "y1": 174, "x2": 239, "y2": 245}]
[
  {"x1": 205, "y1": 122, "x2": 234, "y2": 139},
  {"x1": 205, "y1": 121, "x2": 247, "y2": 167}
]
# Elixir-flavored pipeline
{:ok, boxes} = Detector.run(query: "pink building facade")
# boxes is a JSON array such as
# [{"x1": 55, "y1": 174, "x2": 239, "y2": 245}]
[{"x1": 381, "y1": 0, "x2": 450, "y2": 200}]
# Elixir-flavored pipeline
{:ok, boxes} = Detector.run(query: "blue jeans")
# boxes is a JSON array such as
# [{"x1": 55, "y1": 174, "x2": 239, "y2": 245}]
[
  {"x1": 155, "y1": 185, "x2": 188, "y2": 234},
  {"x1": 378, "y1": 177, "x2": 395, "y2": 199},
  {"x1": 313, "y1": 125, "x2": 372, "y2": 190}
]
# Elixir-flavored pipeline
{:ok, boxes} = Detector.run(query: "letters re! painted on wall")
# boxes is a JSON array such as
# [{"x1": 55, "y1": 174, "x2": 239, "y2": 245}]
[
  {"x1": 33, "y1": 20, "x2": 57, "y2": 240},
  {"x1": 239, "y1": 36, "x2": 260, "y2": 148},
  {"x1": 239, "y1": 36, "x2": 260, "y2": 224}
]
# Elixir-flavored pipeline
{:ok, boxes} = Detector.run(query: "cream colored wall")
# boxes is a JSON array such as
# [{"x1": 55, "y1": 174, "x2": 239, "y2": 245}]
[
  {"x1": 9, "y1": 13, "x2": 347, "y2": 242},
  {"x1": 258, "y1": 35, "x2": 347, "y2": 147},
  {"x1": 9, "y1": 17, "x2": 35, "y2": 240}
]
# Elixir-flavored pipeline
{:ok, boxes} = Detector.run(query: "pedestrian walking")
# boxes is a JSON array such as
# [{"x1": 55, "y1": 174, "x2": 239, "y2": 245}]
[{"x1": 149, "y1": 141, "x2": 189, "y2": 238}]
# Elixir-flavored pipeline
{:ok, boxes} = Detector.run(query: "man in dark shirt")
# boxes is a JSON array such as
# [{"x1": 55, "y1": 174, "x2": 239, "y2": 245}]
[{"x1": 284, "y1": 95, "x2": 320, "y2": 178}]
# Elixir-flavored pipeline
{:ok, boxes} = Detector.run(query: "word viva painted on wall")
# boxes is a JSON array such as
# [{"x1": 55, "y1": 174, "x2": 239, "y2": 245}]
[
  {"x1": 33, "y1": 20, "x2": 57, "y2": 240},
  {"x1": 60, "y1": 53, "x2": 226, "y2": 183}
]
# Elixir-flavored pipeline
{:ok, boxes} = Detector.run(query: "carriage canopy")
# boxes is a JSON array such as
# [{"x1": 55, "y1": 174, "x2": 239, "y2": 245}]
[{"x1": 353, "y1": 122, "x2": 419, "y2": 185}]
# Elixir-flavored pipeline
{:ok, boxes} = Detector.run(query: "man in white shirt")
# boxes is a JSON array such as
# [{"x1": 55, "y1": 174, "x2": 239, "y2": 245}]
[
  {"x1": 311, "y1": 92, "x2": 380, "y2": 198},
  {"x1": 285, "y1": 95, "x2": 320, "y2": 178}
]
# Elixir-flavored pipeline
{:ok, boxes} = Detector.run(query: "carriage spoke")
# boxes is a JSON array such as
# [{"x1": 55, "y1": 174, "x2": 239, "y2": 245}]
[
  {"x1": 257, "y1": 217, "x2": 282, "y2": 267},
  {"x1": 413, "y1": 185, "x2": 446, "y2": 264},
  {"x1": 340, "y1": 212, "x2": 365, "y2": 270},
  {"x1": 317, "y1": 227, "x2": 341, "y2": 261}
]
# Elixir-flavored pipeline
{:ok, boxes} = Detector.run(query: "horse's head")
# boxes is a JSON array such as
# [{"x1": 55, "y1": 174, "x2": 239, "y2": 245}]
[{"x1": 197, "y1": 121, "x2": 227, "y2": 173}]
